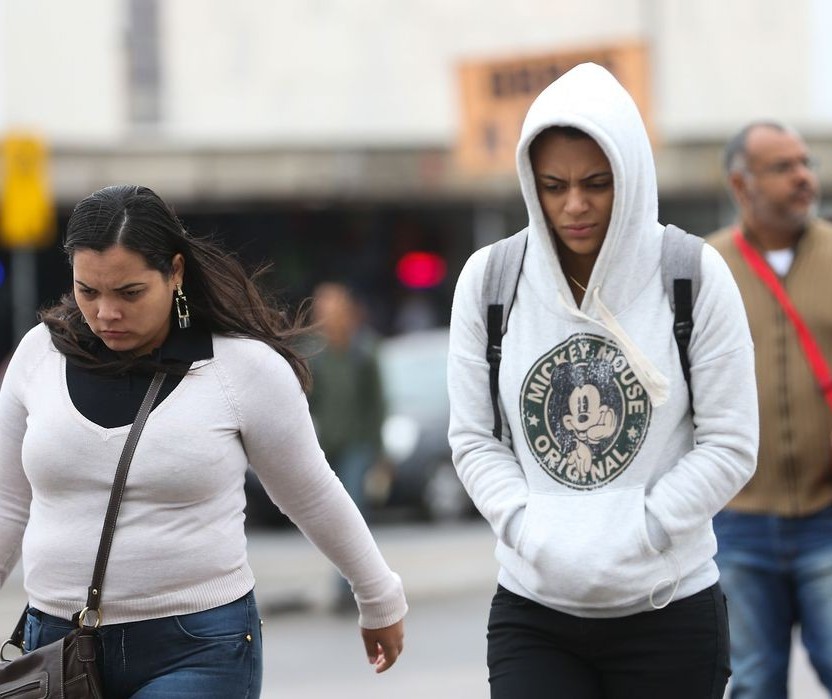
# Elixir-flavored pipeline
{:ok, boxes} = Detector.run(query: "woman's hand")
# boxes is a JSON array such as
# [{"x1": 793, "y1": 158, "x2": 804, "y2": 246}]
[{"x1": 361, "y1": 619, "x2": 404, "y2": 673}]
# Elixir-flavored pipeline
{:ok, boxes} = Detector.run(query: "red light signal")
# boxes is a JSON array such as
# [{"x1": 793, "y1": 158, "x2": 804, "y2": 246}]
[{"x1": 396, "y1": 251, "x2": 447, "y2": 289}]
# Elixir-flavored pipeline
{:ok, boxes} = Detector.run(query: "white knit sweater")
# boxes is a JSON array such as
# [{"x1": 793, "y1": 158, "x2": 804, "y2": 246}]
[{"x1": 0, "y1": 324, "x2": 407, "y2": 629}]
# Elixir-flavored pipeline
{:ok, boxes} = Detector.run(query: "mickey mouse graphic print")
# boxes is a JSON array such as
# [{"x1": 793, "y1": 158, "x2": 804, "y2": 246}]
[{"x1": 521, "y1": 333, "x2": 650, "y2": 489}]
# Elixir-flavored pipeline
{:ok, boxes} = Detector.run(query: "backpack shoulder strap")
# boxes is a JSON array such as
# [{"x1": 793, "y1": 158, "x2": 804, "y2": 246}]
[
  {"x1": 482, "y1": 228, "x2": 528, "y2": 440},
  {"x1": 661, "y1": 224, "x2": 704, "y2": 409}
]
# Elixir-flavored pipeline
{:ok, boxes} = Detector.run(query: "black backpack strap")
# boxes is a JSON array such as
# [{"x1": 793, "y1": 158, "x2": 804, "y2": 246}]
[
  {"x1": 661, "y1": 225, "x2": 704, "y2": 411},
  {"x1": 482, "y1": 229, "x2": 528, "y2": 440},
  {"x1": 486, "y1": 305, "x2": 504, "y2": 440},
  {"x1": 673, "y1": 278, "x2": 694, "y2": 407}
]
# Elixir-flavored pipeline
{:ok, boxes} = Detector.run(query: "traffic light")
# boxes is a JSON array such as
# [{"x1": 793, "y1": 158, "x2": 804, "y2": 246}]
[{"x1": 395, "y1": 251, "x2": 447, "y2": 289}]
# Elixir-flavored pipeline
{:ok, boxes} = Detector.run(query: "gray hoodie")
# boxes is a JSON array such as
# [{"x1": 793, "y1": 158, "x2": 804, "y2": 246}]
[{"x1": 447, "y1": 63, "x2": 758, "y2": 617}]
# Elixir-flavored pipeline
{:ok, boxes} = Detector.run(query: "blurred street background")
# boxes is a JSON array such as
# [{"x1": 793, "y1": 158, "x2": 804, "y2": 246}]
[{"x1": 2, "y1": 1, "x2": 832, "y2": 696}]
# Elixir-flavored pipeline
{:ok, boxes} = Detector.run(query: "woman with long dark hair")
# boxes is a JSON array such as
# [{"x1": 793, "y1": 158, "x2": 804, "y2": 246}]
[{"x1": 0, "y1": 184, "x2": 406, "y2": 697}]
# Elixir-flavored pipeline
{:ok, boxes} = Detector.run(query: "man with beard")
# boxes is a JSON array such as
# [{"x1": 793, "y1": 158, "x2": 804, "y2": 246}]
[{"x1": 708, "y1": 122, "x2": 832, "y2": 698}]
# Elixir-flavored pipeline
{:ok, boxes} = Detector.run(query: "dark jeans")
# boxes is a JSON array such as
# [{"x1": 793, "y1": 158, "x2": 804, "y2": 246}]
[
  {"x1": 24, "y1": 590, "x2": 263, "y2": 698},
  {"x1": 487, "y1": 582, "x2": 730, "y2": 698}
]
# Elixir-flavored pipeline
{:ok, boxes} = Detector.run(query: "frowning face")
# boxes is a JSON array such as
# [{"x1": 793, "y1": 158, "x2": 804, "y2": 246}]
[
  {"x1": 73, "y1": 245, "x2": 183, "y2": 357},
  {"x1": 531, "y1": 130, "x2": 614, "y2": 266}
]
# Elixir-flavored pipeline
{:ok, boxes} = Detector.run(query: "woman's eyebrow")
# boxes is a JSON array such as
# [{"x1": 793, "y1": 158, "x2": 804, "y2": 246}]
[
  {"x1": 74, "y1": 280, "x2": 146, "y2": 292},
  {"x1": 537, "y1": 170, "x2": 612, "y2": 182}
]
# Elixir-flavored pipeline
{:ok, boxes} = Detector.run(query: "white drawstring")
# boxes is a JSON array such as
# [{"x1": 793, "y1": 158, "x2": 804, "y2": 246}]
[
  {"x1": 559, "y1": 287, "x2": 670, "y2": 407},
  {"x1": 649, "y1": 550, "x2": 681, "y2": 609}
]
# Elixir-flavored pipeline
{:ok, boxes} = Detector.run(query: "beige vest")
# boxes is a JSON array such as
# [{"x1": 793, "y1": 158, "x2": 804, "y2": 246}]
[{"x1": 708, "y1": 219, "x2": 832, "y2": 516}]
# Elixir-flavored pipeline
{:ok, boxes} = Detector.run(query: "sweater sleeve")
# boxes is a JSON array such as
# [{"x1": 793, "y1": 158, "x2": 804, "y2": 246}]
[
  {"x1": 644, "y1": 243, "x2": 759, "y2": 538},
  {"x1": 0, "y1": 329, "x2": 43, "y2": 588},
  {"x1": 447, "y1": 248, "x2": 530, "y2": 547},
  {"x1": 219, "y1": 340, "x2": 407, "y2": 629}
]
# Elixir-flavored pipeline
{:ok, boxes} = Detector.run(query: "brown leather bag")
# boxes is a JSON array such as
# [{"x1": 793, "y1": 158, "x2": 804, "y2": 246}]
[
  {"x1": 0, "y1": 626, "x2": 103, "y2": 698},
  {"x1": 0, "y1": 372, "x2": 164, "y2": 698}
]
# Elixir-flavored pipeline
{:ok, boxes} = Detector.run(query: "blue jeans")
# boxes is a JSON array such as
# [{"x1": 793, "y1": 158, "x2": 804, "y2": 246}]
[
  {"x1": 23, "y1": 590, "x2": 263, "y2": 698},
  {"x1": 714, "y1": 506, "x2": 832, "y2": 698},
  {"x1": 487, "y1": 583, "x2": 730, "y2": 698}
]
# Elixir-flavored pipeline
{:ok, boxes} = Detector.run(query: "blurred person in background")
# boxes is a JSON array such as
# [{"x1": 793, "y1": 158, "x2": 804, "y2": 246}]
[
  {"x1": 447, "y1": 63, "x2": 757, "y2": 698},
  {"x1": 708, "y1": 122, "x2": 832, "y2": 698},
  {"x1": 308, "y1": 281, "x2": 386, "y2": 612},
  {"x1": 0, "y1": 185, "x2": 406, "y2": 697}
]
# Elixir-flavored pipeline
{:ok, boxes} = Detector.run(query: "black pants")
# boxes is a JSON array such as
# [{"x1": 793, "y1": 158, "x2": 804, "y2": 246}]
[{"x1": 487, "y1": 582, "x2": 730, "y2": 698}]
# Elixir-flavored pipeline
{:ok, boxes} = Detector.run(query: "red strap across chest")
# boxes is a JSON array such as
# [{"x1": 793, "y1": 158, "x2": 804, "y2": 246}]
[{"x1": 732, "y1": 228, "x2": 832, "y2": 411}]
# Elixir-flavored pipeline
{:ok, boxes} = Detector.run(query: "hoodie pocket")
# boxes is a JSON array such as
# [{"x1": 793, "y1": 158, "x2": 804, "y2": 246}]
[{"x1": 515, "y1": 486, "x2": 670, "y2": 609}]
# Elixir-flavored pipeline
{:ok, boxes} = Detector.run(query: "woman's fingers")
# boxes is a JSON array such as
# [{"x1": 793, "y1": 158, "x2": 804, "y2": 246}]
[{"x1": 361, "y1": 619, "x2": 405, "y2": 673}]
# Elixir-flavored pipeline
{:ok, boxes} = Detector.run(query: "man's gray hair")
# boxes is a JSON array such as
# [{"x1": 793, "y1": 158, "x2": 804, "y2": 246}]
[{"x1": 723, "y1": 120, "x2": 792, "y2": 175}]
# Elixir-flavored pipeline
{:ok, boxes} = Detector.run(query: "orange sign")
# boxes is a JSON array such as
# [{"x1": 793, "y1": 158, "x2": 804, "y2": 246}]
[
  {"x1": 456, "y1": 42, "x2": 652, "y2": 175},
  {"x1": 0, "y1": 133, "x2": 55, "y2": 248}
]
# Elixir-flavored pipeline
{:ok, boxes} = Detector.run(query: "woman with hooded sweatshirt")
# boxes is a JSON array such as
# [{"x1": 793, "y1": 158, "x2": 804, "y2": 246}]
[{"x1": 447, "y1": 63, "x2": 758, "y2": 697}]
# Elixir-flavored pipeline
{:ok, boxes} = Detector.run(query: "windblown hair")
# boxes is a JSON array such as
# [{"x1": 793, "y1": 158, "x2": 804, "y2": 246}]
[{"x1": 39, "y1": 184, "x2": 312, "y2": 391}]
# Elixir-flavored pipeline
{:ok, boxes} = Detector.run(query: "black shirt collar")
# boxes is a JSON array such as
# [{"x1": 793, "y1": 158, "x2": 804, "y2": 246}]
[
  {"x1": 66, "y1": 324, "x2": 213, "y2": 428},
  {"x1": 87, "y1": 322, "x2": 214, "y2": 365},
  {"x1": 155, "y1": 323, "x2": 214, "y2": 363}
]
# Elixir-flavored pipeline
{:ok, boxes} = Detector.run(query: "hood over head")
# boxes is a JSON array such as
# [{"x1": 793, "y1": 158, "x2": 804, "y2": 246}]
[
  {"x1": 516, "y1": 62, "x2": 662, "y2": 314},
  {"x1": 516, "y1": 63, "x2": 669, "y2": 406}
]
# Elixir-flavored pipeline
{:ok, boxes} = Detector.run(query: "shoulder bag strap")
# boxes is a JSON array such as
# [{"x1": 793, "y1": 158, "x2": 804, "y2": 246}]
[
  {"x1": 732, "y1": 228, "x2": 832, "y2": 411},
  {"x1": 78, "y1": 371, "x2": 166, "y2": 626}
]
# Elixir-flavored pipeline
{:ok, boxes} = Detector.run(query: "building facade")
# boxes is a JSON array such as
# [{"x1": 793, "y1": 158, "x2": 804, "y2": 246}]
[{"x1": 1, "y1": 0, "x2": 830, "y2": 348}]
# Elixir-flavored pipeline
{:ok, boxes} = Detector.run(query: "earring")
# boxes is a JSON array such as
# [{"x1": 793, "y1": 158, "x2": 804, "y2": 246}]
[{"x1": 175, "y1": 284, "x2": 191, "y2": 329}]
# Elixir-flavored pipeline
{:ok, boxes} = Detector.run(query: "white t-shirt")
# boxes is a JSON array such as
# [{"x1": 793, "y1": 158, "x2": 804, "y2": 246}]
[{"x1": 765, "y1": 248, "x2": 795, "y2": 277}]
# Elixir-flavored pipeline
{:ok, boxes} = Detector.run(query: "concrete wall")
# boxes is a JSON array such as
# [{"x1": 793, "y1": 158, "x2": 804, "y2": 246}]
[
  {"x1": 654, "y1": 0, "x2": 817, "y2": 139},
  {"x1": 1, "y1": 0, "x2": 830, "y2": 202},
  {"x1": 1, "y1": 0, "x2": 124, "y2": 142},
  {"x1": 5, "y1": 0, "x2": 830, "y2": 145},
  {"x1": 160, "y1": 0, "x2": 642, "y2": 145}
]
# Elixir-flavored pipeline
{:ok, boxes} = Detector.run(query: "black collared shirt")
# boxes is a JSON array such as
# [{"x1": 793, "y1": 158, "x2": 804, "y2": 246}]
[{"x1": 66, "y1": 325, "x2": 214, "y2": 428}]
